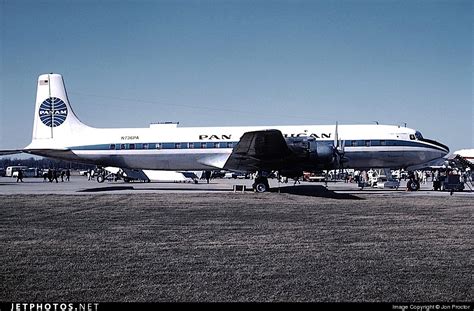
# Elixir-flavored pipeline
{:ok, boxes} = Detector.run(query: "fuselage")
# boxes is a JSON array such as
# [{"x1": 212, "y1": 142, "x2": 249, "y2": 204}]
[{"x1": 28, "y1": 123, "x2": 449, "y2": 171}]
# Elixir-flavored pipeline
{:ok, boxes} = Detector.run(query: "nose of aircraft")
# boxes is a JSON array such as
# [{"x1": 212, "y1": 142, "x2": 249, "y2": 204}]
[{"x1": 424, "y1": 138, "x2": 450, "y2": 158}]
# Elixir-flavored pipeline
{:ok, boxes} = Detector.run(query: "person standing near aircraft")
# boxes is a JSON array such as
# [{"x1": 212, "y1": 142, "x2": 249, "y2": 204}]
[
  {"x1": 361, "y1": 170, "x2": 368, "y2": 185},
  {"x1": 52, "y1": 169, "x2": 59, "y2": 183},
  {"x1": 66, "y1": 169, "x2": 70, "y2": 181},
  {"x1": 16, "y1": 169, "x2": 24, "y2": 182}
]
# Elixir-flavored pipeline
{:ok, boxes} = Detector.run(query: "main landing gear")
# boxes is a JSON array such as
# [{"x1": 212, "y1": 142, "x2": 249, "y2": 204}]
[{"x1": 252, "y1": 173, "x2": 270, "y2": 193}]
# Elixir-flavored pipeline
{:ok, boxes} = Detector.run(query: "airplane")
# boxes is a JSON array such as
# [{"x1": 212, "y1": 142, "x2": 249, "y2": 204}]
[
  {"x1": 0, "y1": 73, "x2": 450, "y2": 192},
  {"x1": 453, "y1": 149, "x2": 474, "y2": 165}
]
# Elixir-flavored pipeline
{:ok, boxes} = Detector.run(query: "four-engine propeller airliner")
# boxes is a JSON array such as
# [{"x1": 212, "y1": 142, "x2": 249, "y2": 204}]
[{"x1": 0, "y1": 73, "x2": 449, "y2": 192}]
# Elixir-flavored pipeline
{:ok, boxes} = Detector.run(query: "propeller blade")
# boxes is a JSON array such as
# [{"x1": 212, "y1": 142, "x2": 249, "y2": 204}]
[
  {"x1": 333, "y1": 122, "x2": 347, "y2": 168},
  {"x1": 334, "y1": 122, "x2": 344, "y2": 153}
]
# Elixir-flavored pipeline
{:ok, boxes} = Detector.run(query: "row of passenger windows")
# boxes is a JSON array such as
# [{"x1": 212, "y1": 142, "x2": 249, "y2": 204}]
[
  {"x1": 344, "y1": 140, "x2": 387, "y2": 147},
  {"x1": 108, "y1": 140, "x2": 402, "y2": 150},
  {"x1": 109, "y1": 142, "x2": 236, "y2": 150}
]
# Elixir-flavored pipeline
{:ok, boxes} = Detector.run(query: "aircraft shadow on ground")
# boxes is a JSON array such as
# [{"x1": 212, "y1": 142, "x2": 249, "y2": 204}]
[
  {"x1": 78, "y1": 185, "x2": 231, "y2": 193},
  {"x1": 78, "y1": 186, "x2": 135, "y2": 192},
  {"x1": 135, "y1": 187, "x2": 231, "y2": 192},
  {"x1": 270, "y1": 185, "x2": 364, "y2": 200},
  {"x1": 77, "y1": 184, "x2": 363, "y2": 199}
]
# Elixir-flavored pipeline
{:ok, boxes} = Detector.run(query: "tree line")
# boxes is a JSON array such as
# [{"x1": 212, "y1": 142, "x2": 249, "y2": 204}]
[{"x1": 0, "y1": 157, "x2": 95, "y2": 170}]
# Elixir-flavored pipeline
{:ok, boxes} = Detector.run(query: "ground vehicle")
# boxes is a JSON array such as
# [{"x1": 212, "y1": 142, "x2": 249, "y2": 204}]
[
  {"x1": 223, "y1": 172, "x2": 237, "y2": 179},
  {"x1": 391, "y1": 170, "x2": 408, "y2": 180},
  {"x1": 434, "y1": 175, "x2": 464, "y2": 192},
  {"x1": 23, "y1": 168, "x2": 41, "y2": 177},
  {"x1": 79, "y1": 170, "x2": 88, "y2": 176},
  {"x1": 374, "y1": 177, "x2": 400, "y2": 189},
  {"x1": 5, "y1": 166, "x2": 27, "y2": 177},
  {"x1": 368, "y1": 169, "x2": 399, "y2": 188},
  {"x1": 223, "y1": 172, "x2": 248, "y2": 179},
  {"x1": 11, "y1": 168, "x2": 43, "y2": 178},
  {"x1": 303, "y1": 172, "x2": 327, "y2": 182}
]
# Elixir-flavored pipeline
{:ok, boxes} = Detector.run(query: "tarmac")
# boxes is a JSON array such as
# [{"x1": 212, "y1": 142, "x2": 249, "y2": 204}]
[
  {"x1": 0, "y1": 175, "x2": 472, "y2": 302},
  {"x1": 1, "y1": 174, "x2": 473, "y2": 196}
]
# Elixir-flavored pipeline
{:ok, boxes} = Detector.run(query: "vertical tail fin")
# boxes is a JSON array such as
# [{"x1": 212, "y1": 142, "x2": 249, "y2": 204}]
[{"x1": 32, "y1": 73, "x2": 88, "y2": 143}]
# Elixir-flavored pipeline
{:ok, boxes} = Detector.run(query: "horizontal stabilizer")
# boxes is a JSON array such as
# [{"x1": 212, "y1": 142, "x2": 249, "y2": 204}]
[{"x1": 0, "y1": 148, "x2": 75, "y2": 161}]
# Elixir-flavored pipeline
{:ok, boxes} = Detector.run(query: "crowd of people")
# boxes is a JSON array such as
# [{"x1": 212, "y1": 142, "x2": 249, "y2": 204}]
[
  {"x1": 13, "y1": 168, "x2": 72, "y2": 183},
  {"x1": 42, "y1": 169, "x2": 71, "y2": 183}
]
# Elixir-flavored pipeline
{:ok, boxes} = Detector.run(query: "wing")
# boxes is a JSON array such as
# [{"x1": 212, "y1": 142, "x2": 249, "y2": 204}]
[{"x1": 224, "y1": 129, "x2": 292, "y2": 171}]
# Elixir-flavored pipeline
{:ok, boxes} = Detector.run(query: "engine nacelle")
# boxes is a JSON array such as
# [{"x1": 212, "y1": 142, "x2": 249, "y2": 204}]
[
  {"x1": 309, "y1": 141, "x2": 334, "y2": 164},
  {"x1": 286, "y1": 137, "x2": 335, "y2": 165}
]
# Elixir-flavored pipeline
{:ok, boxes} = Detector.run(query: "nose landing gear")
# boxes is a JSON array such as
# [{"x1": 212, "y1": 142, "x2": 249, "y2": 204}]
[
  {"x1": 406, "y1": 171, "x2": 421, "y2": 191},
  {"x1": 406, "y1": 179, "x2": 420, "y2": 191}
]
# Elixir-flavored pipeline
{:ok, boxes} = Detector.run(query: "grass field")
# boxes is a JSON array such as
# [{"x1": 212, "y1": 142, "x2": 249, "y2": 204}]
[{"x1": 0, "y1": 193, "x2": 471, "y2": 302}]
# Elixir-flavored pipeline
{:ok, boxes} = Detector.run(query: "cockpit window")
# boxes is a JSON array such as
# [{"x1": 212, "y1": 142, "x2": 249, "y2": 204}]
[{"x1": 415, "y1": 131, "x2": 423, "y2": 140}]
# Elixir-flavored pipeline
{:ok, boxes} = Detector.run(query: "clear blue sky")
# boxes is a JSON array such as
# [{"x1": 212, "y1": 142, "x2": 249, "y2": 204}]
[{"x1": 1, "y1": 0, "x2": 472, "y2": 155}]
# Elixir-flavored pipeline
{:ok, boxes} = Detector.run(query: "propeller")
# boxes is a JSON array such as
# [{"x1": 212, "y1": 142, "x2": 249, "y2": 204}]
[{"x1": 333, "y1": 122, "x2": 346, "y2": 168}]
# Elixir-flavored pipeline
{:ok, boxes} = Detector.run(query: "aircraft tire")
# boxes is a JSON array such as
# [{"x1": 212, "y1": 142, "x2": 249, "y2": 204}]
[
  {"x1": 407, "y1": 180, "x2": 420, "y2": 191},
  {"x1": 97, "y1": 175, "x2": 105, "y2": 183},
  {"x1": 253, "y1": 177, "x2": 270, "y2": 193},
  {"x1": 254, "y1": 183, "x2": 267, "y2": 193}
]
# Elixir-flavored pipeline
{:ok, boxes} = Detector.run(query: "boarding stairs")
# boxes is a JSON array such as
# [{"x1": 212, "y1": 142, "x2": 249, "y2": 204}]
[
  {"x1": 464, "y1": 173, "x2": 473, "y2": 192},
  {"x1": 452, "y1": 155, "x2": 474, "y2": 192}
]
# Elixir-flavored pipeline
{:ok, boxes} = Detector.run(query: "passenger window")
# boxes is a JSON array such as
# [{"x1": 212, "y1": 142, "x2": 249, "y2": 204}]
[
  {"x1": 109, "y1": 144, "x2": 116, "y2": 150},
  {"x1": 409, "y1": 134, "x2": 416, "y2": 140},
  {"x1": 129, "y1": 144, "x2": 135, "y2": 149}
]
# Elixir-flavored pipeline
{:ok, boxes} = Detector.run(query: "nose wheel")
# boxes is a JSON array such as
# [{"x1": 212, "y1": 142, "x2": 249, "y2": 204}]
[{"x1": 407, "y1": 179, "x2": 420, "y2": 191}]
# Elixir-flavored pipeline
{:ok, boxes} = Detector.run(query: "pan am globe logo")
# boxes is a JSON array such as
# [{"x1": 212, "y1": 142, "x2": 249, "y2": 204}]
[{"x1": 39, "y1": 97, "x2": 68, "y2": 127}]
